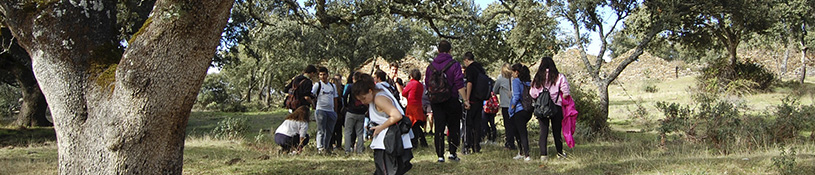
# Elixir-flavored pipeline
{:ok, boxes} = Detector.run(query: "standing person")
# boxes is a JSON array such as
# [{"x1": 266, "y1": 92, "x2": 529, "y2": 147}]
[
  {"x1": 403, "y1": 69, "x2": 428, "y2": 147},
  {"x1": 312, "y1": 67, "x2": 340, "y2": 154},
  {"x1": 389, "y1": 62, "x2": 405, "y2": 95},
  {"x1": 352, "y1": 73, "x2": 413, "y2": 175},
  {"x1": 461, "y1": 52, "x2": 486, "y2": 154},
  {"x1": 493, "y1": 63, "x2": 517, "y2": 150},
  {"x1": 425, "y1": 40, "x2": 468, "y2": 163},
  {"x1": 330, "y1": 74, "x2": 345, "y2": 151},
  {"x1": 375, "y1": 70, "x2": 403, "y2": 109},
  {"x1": 344, "y1": 72, "x2": 368, "y2": 154},
  {"x1": 274, "y1": 106, "x2": 311, "y2": 154},
  {"x1": 530, "y1": 56, "x2": 571, "y2": 160},
  {"x1": 509, "y1": 63, "x2": 533, "y2": 161},
  {"x1": 283, "y1": 65, "x2": 317, "y2": 111}
]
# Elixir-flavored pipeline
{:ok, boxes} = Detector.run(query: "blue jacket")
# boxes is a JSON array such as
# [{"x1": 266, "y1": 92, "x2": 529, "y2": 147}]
[{"x1": 509, "y1": 78, "x2": 531, "y2": 117}]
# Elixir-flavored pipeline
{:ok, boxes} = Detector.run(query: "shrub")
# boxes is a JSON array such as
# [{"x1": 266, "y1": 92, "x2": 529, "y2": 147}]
[
  {"x1": 698, "y1": 59, "x2": 775, "y2": 95},
  {"x1": 570, "y1": 84, "x2": 609, "y2": 140},
  {"x1": 772, "y1": 146, "x2": 798, "y2": 175},
  {"x1": 211, "y1": 117, "x2": 249, "y2": 140},
  {"x1": 0, "y1": 84, "x2": 21, "y2": 119}
]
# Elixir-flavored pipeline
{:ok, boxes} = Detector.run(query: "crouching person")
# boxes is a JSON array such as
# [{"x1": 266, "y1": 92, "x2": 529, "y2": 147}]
[
  {"x1": 353, "y1": 73, "x2": 413, "y2": 175},
  {"x1": 275, "y1": 106, "x2": 311, "y2": 154}
]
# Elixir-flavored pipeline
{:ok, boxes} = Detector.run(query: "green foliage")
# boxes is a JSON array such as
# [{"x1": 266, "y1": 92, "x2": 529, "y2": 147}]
[
  {"x1": 699, "y1": 59, "x2": 775, "y2": 95},
  {"x1": 656, "y1": 92, "x2": 815, "y2": 153},
  {"x1": 211, "y1": 117, "x2": 249, "y2": 140},
  {"x1": 772, "y1": 146, "x2": 798, "y2": 175},
  {"x1": 195, "y1": 73, "x2": 246, "y2": 112},
  {"x1": 0, "y1": 84, "x2": 21, "y2": 119},
  {"x1": 571, "y1": 84, "x2": 609, "y2": 140}
]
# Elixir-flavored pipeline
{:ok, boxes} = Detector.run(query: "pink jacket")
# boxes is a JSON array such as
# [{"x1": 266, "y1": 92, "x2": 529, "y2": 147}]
[
  {"x1": 529, "y1": 74, "x2": 570, "y2": 106},
  {"x1": 560, "y1": 95, "x2": 578, "y2": 148}
]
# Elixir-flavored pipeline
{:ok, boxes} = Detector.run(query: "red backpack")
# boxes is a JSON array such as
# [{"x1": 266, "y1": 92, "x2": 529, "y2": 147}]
[{"x1": 483, "y1": 92, "x2": 500, "y2": 114}]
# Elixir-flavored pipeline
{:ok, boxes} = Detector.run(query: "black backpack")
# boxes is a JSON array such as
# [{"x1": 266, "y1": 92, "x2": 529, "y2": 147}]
[
  {"x1": 472, "y1": 73, "x2": 493, "y2": 101},
  {"x1": 532, "y1": 86, "x2": 560, "y2": 119},
  {"x1": 427, "y1": 61, "x2": 456, "y2": 104}
]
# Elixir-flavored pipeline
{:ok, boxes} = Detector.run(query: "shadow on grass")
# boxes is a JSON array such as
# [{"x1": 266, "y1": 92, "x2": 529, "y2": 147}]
[{"x1": 0, "y1": 127, "x2": 56, "y2": 147}]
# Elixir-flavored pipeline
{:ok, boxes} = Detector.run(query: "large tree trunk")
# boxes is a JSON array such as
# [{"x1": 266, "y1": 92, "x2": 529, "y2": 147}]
[
  {"x1": 13, "y1": 62, "x2": 51, "y2": 127},
  {"x1": 1, "y1": 28, "x2": 51, "y2": 127},
  {"x1": 1, "y1": 1, "x2": 233, "y2": 174}
]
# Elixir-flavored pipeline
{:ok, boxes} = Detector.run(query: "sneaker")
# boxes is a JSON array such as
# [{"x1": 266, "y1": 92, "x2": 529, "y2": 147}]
[
  {"x1": 557, "y1": 153, "x2": 567, "y2": 159},
  {"x1": 513, "y1": 154, "x2": 524, "y2": 160},
  {"x1": 524, "y1": 156, "x2": 531, "y2": 161},
  {"x1": 448, "y1": 154, "x2": 461, "y2": 162},
  {"x1": 540, "y1": 156, "x2": 548, "y2": 161},
  {"x1": 438, "y1": 157, "x2": 445, "y2": 163}
]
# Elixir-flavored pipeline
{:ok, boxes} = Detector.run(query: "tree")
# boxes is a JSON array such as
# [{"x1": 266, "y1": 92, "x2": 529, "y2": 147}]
[
  {"x1": 0, "y1": 27, "x2": 51, "y2": 127},
  {"x1": 774, "y1": 0, "x2": 814, "y2": 84},
  {"x1": 552, "y1": 0, "x2": 671, "y2": 133},
  {"x1": 662, "y1": 0, "x2": 776, "y2": 76},
  {"x1": 1, "y1": 0, "x2": 233, "y2": 174}
]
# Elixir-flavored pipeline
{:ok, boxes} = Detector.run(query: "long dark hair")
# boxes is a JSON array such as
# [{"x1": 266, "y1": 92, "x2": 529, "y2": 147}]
[
  {"x1": 511, "y1": 63, "x2": 531, "y2": 82},
  {"x1": 285, "y1": 106, "x2": 311, "y2": 122},
  {"x1": 533, "y1": 56, "x2": 559, "y2": 88}
]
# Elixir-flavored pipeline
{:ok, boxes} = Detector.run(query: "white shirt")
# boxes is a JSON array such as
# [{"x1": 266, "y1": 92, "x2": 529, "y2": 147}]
[
  {"x1": 311, "y1": 81, "x2": 338, "y2": 111},
  {"x1": 369, "y1": 84, "x2": 413, "y2": 150},
  {"x1": 275, "y1": 120, "x2": 309, "y2": 137}
]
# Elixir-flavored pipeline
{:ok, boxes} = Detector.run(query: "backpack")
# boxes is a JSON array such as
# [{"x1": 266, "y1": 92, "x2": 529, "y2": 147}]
[
  {"x1": 484, "y1": 92, "x2": 500, "y2": 114},
  {"x1": 383, "y1": 83, "x2": 402, "y2": 107},
  {"x1": 284, "y1": 78, "x2": 309, "y2": 110},
  {"x1": 520, "y1": 83, "x2": 534, "y2": 111},
  {"x1": 427, "y1": 61, "x2": 456, "y2": 104},
  {"x1": 472, "y1": 73, "x2": 494, "y2": 101},
  {"x1": 532, "y1": 85, "x2": 561, "y2": 119}
]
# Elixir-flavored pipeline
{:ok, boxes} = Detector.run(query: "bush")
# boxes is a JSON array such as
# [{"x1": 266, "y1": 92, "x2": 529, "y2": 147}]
[
  {"x1": 698, "y1": 59, "x2": 775, "y2": 95},
  {"x1": 656, "y1": 92, "x2": 815, "y2": 154},
  {"x1": 570, "y1": 84, "x2": 609, "y2": 140},
  {"x1": 772, "y1": 146, "x2": 798, "y2": 175},
  {"x1": 211, "y1": 117, "x2": 249, "y2": 140},
  {"x1": 0, "y1": 84, "x2": 21, "y2": 119}
]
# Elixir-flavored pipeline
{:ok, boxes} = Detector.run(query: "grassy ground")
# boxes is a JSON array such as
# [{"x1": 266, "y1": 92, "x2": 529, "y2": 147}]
[{"x1": 1, "y1": 76, "x2": 814, "y2": 174}]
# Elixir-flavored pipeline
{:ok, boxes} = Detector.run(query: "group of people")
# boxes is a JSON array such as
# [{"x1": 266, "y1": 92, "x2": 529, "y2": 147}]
[{"x1": 275, "y1": 40, "x2": 576, "y2": 174}]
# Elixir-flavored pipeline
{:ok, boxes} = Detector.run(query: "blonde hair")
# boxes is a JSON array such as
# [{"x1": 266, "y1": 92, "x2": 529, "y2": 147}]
[{"x1": 500, "y1": 63, "x2": 512, "y2": 79}]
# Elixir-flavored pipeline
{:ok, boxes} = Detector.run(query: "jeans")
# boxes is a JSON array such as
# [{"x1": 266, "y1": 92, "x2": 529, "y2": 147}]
[
  {"x1": 511, "y1": 110, "x2": 532, "y2": 156},
  {"x1": 539, "y1": 107, "x2": 564, "y2": 156},
  {"x1": 344, "y1": 112, "x2": 366, "y2": 153},
  {"x1": 315, "y1": 109, "x2": 337, "y2": 151}
]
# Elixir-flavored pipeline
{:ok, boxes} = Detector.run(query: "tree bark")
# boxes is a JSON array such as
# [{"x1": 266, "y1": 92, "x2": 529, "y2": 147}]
[
  {"x1": 1, "y1": 0, "x2": 233, "y2": 174},
  {"x1": 801, "y1": 46, "x2": 808, "y2": 84}
]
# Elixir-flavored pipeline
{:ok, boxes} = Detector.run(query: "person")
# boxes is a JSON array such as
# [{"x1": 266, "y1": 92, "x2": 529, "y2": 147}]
[
  {"x1": 375, "y1": 70, "x2": 403, "y2": 109},
  {"x1": 330, "y1": 74, "x2": 345, "y2": 150},
  {"x1": 461, "y1": 52, "x2": 486, "y2": 154},
  {"x1": 424, "y1": 40, "x2": 468, "y2": 162},
  {"x1": 344, "y1": 72, "x2": 368, "y2": 154},
  {"x1": 274, "y1": 106, "x2": 311, "y2": 154},
  {"x1": 493, "y1": 63, "x2": 517, "y2": 150},
  {"x1": 352, "y1": 73, "x2": 413, "y2": 175},
  {"x1": 389, "y1": 62, "x2": 405, "y2": 95},
  {"x1": 312, "y1": 67, "x2": 340, "y2": 154},
  {"x1": 283, "y1": 65, "x2": 317, "y2": 111},
  {"x1": 402, "y1": 69, "x2": 428, "y2": 147},
  {"x1": 508, "y1": 63, "x2": 532, "y2": 161},
  {"x1": 530, "y1": 56, "x2": 571, "y2": 161}
]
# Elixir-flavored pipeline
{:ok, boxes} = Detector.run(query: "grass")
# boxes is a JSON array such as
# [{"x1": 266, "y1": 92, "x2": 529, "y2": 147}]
[{"x1": 1, "y1": 76, "x2": 815, "y2": 174}]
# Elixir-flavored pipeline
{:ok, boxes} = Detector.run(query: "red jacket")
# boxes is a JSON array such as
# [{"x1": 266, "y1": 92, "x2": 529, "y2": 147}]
[{"x1": 402, "y1": 79, "x2": 424, "y2": 106}]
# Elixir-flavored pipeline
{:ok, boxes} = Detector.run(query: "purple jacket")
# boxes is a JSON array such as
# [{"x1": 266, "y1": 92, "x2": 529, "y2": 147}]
[{"x1": 424, "y1": 53, "x2": 465, "y2": 99}]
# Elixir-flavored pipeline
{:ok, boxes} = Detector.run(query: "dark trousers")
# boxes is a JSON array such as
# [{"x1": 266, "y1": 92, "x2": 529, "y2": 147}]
[
  {"x1": 539, "y1": 107, "x2": 564, "y2": 156},
  {"x1": 410, "y1": 120, "x2": 428, "y2": 147},
  {"x1": 275, "y1": 133, "x2": 310, "y2": 152},
  {"x1": 465, "y1": 102, "x2": 483, "y2": 152},
  {"x1": 431, "y1": 99, "x2": 462, "y2": 158},
  {"x1": 374, "y1": 149, "x2": 413, "y2": 175},
  {"x1": 511, "y1": 110, "x2": 532, "y2": 156},
  {"x1": 483, "y1": 111, "x2": 497, "y2": 142},
  {"x1": 332, "y1": 111, "x2": 345, "y2": 149},
  {"x1": 501, "y1": 107, "x2": 517, "y2": 149}
]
